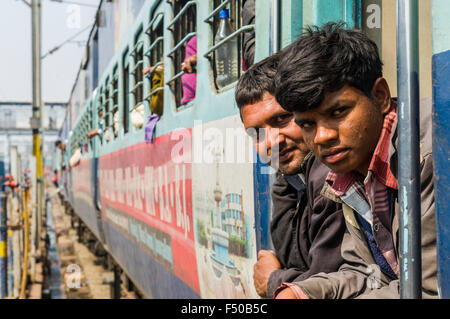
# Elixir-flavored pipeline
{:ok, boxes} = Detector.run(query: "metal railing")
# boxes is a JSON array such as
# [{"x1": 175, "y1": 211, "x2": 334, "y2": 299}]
[
  {"x1": 165, "y1": 1, "x2": 197, "y2": 97},
  {"x1": 166, "y1": 0, "x2": 196, "y2": 30},
  {"x1": 204, "y1": 25, "x2": 254, "y2": 59},
  {"x1": 0, "y1": 185, "x2": 31, "y2": 299},
  {"x1": 204, "y1": 0, "x2": 231, "y2": 23}
]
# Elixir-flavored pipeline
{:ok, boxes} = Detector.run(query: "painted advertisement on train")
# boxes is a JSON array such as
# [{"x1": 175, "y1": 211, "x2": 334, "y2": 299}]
[
  {"x1": 98, "y1": 114, "x2": 259, "y2": 298},
  {"x1": 192, "y1": 115, "x2": 259, "y2": 298},
  {"x1": 99, "y1": 130, "x2": 199, "y2": 294}
]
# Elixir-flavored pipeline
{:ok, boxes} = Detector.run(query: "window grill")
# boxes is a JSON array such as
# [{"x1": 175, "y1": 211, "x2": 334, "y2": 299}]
[
  {"x1": 88, "y1": 103, "x2": 94, "y2": 149},
  {"x1": 83, "y1": 112, "x2": 89, "y2": 151},
  {"x1": 130, "y1": 28, "x2": 145, "y2": 114},
  {"x1": 204, "y1": 0, "x2": 251, "y2": 90},
  {"x1": 144, "y1": 11, "x2": 165, "y2": 107},
  {"x1": 122, "y1": 49, "x2": 130, "y2": 134},
  {"x1": 97, "y1": 86, "x2": 104, "y2": 144},
  {"x1": 81, "y1": 116, "x2": 85, "y2": 147},
  {"x1": 166, "y1": 0, "x2": 197, "y2": 108},
  {"x1": 110, "y1": 66, "x2": 119, "y2": 138},
  {"x1": 70, "y1": 132, "x2": 77, "y2": 155},
  {"x1": 103, "y1": 76, "x2": 111, "y2": 141}
]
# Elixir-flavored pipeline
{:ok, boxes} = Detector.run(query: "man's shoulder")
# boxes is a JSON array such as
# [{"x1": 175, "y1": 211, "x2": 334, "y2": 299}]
[
  {"x1": 271, "y1": 170, "x2": 299, "y2": 201},
  {"x1": 304, "y1": 155, "x2": 332, "y2": 196}
]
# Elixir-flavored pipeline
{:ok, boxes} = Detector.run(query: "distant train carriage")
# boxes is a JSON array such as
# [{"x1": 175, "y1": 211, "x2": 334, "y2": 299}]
[{"x1": 56, "y1": 0, "x2": 449, "y2": 298}]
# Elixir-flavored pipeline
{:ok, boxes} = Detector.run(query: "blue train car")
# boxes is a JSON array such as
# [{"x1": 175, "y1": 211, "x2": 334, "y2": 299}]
[
  {"x1": 431, "y1": 0, "x2": 450, "y2": 299},
  {"x1": 59, "y1": 0, "x2": 448, "y2": 299}
]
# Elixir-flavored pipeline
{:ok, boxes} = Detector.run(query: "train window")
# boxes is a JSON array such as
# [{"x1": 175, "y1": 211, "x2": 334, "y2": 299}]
[
  {"x1": 88, "y1": 103, "x2": 94, "y2": 150},
  {"x1": 97, "y1": 86, "x2": 104, "y2": 144},
  {"x1": 111, "y1": 65, "x2": 119, "y2": 138},
  {"x1": 167, "y1": 0, "x2": 197, "y2": 108},
  {"x1": 122, "y1": 49, "x2": 130, "y2": 134},
  {"x1": 81, "y1": 116, "x2": 85, "y2": 152},
  {"x1": 130, "y1": 27, "x2": 145, "y2": 126},
  {"x1": 144, "y1": 11, "x2": 165, "y2": 116},
  {"x1": 204, "y1": 0, "x2": 249, "y2": 91},
  {"x1": 83, "y1": 113, "x2": 89, "y2": 152},
  {"x1": 70, "y1": 129, "x2": 77, "y2": 155},
  {"x1": 103, "y1": 76, "x2": 111, "y2": 142},
  {"x1": 79, "y1": 119, "x2": 83, "y2": 152}
]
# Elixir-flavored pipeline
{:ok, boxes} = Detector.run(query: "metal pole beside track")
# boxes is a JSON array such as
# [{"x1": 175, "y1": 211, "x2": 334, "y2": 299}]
[
  {"x1": 396, "y1": 0, "x2": 422, "y2": 299},
  {"x1": 0, "y1": 192, "x2": 7, "y2": 299},
  {"x1": 31, "y1": 0, "x2": 44, "y2": 258}
]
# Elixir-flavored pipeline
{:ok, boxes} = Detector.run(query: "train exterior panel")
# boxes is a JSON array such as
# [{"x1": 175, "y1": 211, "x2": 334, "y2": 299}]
[
  {"x1": 431, "y1": 0, "x2": 450, "y2": 298},
  {"x1": 71, "y1": 157, "x2": 103, "y2": 241}
]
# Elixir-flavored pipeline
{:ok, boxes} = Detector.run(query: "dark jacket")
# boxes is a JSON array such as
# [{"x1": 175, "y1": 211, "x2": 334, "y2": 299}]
[{"x1": 267, "y1": 155, "x2": 347, "y2": 297}]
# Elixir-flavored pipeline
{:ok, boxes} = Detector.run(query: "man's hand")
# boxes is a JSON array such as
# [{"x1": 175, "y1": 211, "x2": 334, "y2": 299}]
[
  {"x1": 87, "y1": 129, "x2": 99, "y2": 139},
  {"x1": 181, "y1": 54, "x2": 197, "y2": 73},
  {"x1": 253, "y1": 250, "x2": 281, "y2": 297},
  {"x1": 275, "y1": 287, "x2": 298, "y2": 299}
]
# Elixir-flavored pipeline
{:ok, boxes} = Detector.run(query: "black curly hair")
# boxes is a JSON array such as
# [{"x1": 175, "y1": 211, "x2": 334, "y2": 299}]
[{"x1": 274, "y1": 22, "x2": 383, "y2": 112}]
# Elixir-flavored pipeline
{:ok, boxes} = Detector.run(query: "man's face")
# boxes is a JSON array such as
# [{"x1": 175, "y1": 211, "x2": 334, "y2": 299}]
[
  {"x1": 241, "y1": 93, "x2": 309, "y2": 175},
  {"x1": 294, "y1": 84, "x2": 390, "y2": 175}
]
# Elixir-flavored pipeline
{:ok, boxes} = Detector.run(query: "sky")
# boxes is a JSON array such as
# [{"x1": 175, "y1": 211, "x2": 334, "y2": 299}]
[{"x1": 0, "y1": 0, "x2": 101, "y2": 103}]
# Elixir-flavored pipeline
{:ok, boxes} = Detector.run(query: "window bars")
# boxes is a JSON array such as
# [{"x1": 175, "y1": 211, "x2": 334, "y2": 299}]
[
  {"x1": 122, "y1": 50, "x2": 130, "y2": 134},
  {"x1": 166, "y1": 0, "x2": 197, "y2": 107},
  {"x1": 97, "y1": 86, "x2": 104, "y2": 144},
  {"x1": 130, "y1": 29, "x2": 145, "y2": 115},
  {"x1": 204, "y1": 0, "x2": 249, "y2": 90},
  {"x1": 144, "y1": 11, "x2": 165, "y2": 102},
  {"x1": 103, "y1": 76, "x2": 111, "y2": 140},
  {"x1": 110, "y1": 67, "x2": 119, "y2": 138}
]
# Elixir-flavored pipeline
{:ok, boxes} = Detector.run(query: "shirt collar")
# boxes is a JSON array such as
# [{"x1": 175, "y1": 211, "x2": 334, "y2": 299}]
[{"x1": 325, "y1": 100, "x2": 398, "y2": 197}]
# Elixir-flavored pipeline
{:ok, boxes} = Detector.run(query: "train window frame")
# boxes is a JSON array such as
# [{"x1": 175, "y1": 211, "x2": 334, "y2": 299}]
[
  {"x1": 144, "y1": 10, "x2": 165, "y2": 114},
  {"x1": 122, "y1": 48, "x2": 130, "y2": 135},
  {"x1": 70, "y1": 127, "x2": 77, "y2": 156},
  {"x1": 129, "y1": 25, "x2": 145, "y2": 129},
  {"x1": 204, "y1": 0, "x2": 250, "y2": 92},
  {"x1": 88, "y1": 102, "x2": 94, "y2": 150},
  {"x1": 96, "y1": 85, "x2": 104, "y2": 145},
  {"x1": 84, "y1": 111, "x2": 90, "y2": 152},
  {"x1": 166, "y1": 0, "x2": 197, "y2": 110},
  {"x1": 111, "y1": 64, "x2": 119, "y2": 139},
  {"x1": 103, "y1": 75, "x2": 112, "y2": 143},
  {"x1": 81, "y1": 113, "x2": 87, "y2": 153}
]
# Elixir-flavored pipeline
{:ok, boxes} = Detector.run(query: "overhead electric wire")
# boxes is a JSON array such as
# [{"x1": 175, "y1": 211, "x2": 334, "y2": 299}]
[
  {"x1": 41, "y1": 23, "x2": 92, "y2": 59},
  {"x1": 47, "y1": 0, "x2": 98, "y2": 8}
]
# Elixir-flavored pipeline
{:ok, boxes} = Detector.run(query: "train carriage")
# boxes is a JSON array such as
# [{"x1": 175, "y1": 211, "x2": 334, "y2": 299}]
[{"x1": 57, "y1": 0, "x2": 449, "y2": 298}]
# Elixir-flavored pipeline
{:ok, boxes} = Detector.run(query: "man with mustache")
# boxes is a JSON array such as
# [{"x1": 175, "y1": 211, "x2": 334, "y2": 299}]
[
  {"x1": 235, "y1": 53, "x2": 346, "y2": 298},
  {"x1": 274, "y1": 23, "x2": 437, "y2": 299}
]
